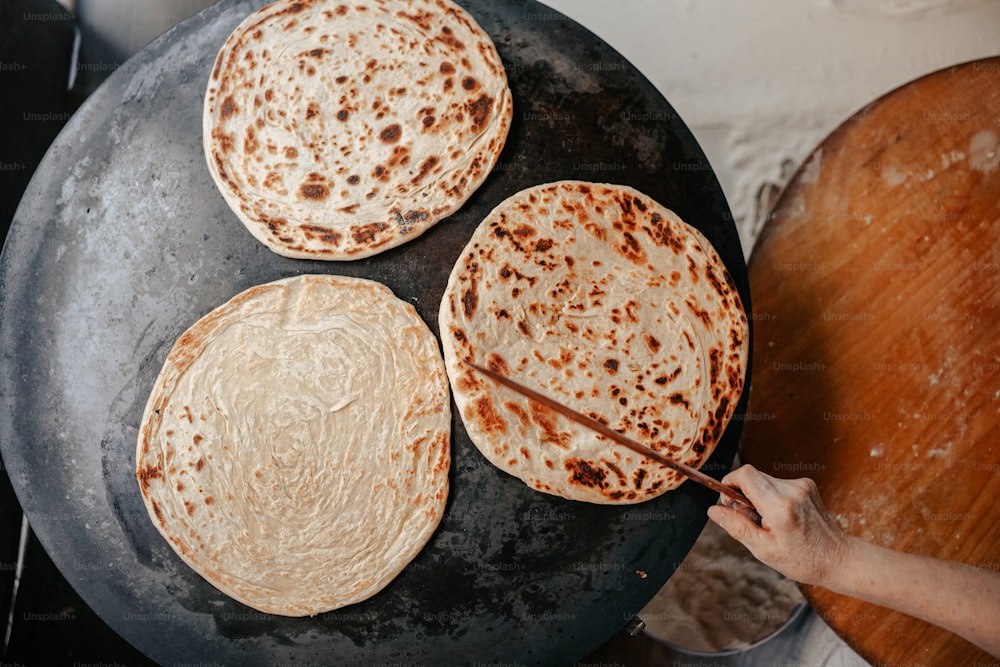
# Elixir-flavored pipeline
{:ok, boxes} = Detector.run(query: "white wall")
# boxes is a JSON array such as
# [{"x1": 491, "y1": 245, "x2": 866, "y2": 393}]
[{"x1": 543, "y1": 0, "x2": 1000, "y2": 256}]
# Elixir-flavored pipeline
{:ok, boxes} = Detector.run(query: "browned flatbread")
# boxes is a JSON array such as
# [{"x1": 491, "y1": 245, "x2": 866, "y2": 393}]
[
  {"x1": 203, "y1": 0, "x2": 513, "y2": 260},
  {"x1": 136, "y1": 275, "x2": 451, "y2": 616},
  {"x1": 439, "y1": 181, "x2": 748, "y2": 504}
]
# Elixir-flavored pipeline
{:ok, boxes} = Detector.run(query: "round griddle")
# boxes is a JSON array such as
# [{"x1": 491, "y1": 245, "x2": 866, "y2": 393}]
[
  {"x1": 0, "y1": 2, "x2": 749, "y2": 664},
  {"x1": 741, "y1": 57, "x2": 1000, "y2": 665}
]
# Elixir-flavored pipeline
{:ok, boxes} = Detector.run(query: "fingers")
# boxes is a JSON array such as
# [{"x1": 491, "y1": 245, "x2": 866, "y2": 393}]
[
  {"x1": 738, "y1": 505, "x2": 764, "y2": 526},
  {"x1": 707, "y1": 502, "x2": 764, "y2": 545},
  {"x1": 719, "y1": 462, "x2": 756, "y2": 487},
  {"x1": 720, "y1": 463, "x2": 778, "y2": 508},
  {"x1": 711, "y1": 464, "x2": 769, "y2": 534},
  {"x1": 706, "y1": 504, "x2": 738, "y2": 534}
]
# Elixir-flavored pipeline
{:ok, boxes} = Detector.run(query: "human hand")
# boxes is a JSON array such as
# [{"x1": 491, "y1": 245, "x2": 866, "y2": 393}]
[{"x1": 707, "y1": 464, "x2": 851, "y2": 588}]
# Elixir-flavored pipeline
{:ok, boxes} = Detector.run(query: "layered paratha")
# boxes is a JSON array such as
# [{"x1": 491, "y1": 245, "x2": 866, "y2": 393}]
[
  {"x1": 439, "y1": 181, "x2": 748, "y2": 504},
  {"x1": 203, "y1": 0, "x2": 513, "y2": 260},
  {"x1": 136, "y1": 275, "x2": 450, "y2": 616}
]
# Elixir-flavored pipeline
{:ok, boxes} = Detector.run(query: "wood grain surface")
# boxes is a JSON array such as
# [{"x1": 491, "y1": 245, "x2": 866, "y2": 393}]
[{"x1": 741, "y1": 56, "x2": 1000, "y2": 666}]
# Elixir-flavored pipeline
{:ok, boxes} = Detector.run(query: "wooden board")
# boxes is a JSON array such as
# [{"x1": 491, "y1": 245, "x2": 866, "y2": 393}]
[{"x1": 741, "y1": 56, "x2": 1000, "y2": 665}]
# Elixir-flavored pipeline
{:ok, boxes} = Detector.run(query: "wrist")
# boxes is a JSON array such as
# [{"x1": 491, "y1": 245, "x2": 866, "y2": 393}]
[
  {"x1": 814, "y1": 535, "x2": 868, "y2": 593},
  {"x1": 810, "y1": 533, "x2": 865, "y2": 591}
]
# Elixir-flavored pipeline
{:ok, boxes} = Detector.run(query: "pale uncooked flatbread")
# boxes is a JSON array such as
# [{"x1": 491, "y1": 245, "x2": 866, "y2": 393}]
[
  {"x1": 439, "y1": 181, "x2": 748, "y2": 504},
  {"x1": 136, "y1": 275, "x2": 450, "y2": 616},
  {"x1": 203, "y1": 0, "x2": 513, "y2": 260}
]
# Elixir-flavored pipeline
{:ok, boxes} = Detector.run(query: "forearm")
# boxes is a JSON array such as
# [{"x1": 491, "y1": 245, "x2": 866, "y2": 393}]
[{"x1": 824, "y1": 537, "x2": 1000, "y2": 657}]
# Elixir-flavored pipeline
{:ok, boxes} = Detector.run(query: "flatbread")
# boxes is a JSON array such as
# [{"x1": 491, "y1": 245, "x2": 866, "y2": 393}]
[
  {"x1": 136, "y1": 275, "x2": 450, "y2": 616},
  {"x1": 203, "y1": 0, "x2": 513, "y2": 260},
  {"x1": 439, "y1": 181, "x2": 748, "y2": 504}
]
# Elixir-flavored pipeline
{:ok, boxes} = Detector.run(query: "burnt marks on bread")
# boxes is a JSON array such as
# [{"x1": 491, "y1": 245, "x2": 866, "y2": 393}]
[
  {"x1": 462, "y1": 277, "x2": 478, "y2": 318},
  {"x1": 469, "y1": 395, "x2": 507, "y2": 435},
  {"x1": 412, "y1": 155, "x2": 439, "y2": 184},
  {"x1": 563, "y1": 456, "x2": 656, "y2": 502},
  {"x1": 298, "y1": 182, "x2": 329, "y2": 201},
  {"x1": 565, "y1": 458, "x2": 608, "y2": 490},
  {"x1": 350, "y1": 222, "x2": 388, "y2": 248},
  {"x1": 220, "y1": 95, "x2": 238, "y2": 119},
  {"x1": 485, "y1": 353, "x2": 510, "y2": 376},
  {"x1": 434, "y1": 25, "x2": 465, "y2": 51},
  {"x1": 391, "y1": 208, "x2": 429, "y2": 234},
  {"x1": 467, "y1": 94, "x2": 493, "y2": 132},
  {"x1": 379, "y1": 123, "x2": 402, "y2": 143},
  {"x1": 136, "y1": 463, "x2": 163, "y2": 494},
  {"x1": 617, "y1": 231, "x2": 647, "y2": 265},
  {"x1": 300, "y1": 224, "x2": 342, "y2": 245}
]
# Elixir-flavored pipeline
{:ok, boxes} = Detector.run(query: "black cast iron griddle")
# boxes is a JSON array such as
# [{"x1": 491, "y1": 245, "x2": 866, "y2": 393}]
[{"x1": 0, "y1": 1, "x2": 750, "y2": 665}]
